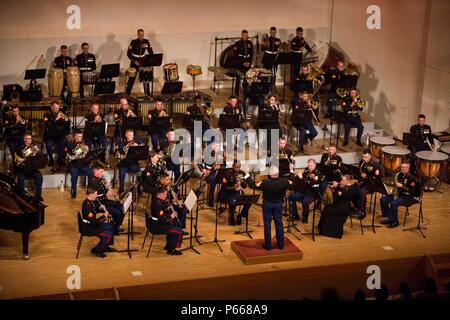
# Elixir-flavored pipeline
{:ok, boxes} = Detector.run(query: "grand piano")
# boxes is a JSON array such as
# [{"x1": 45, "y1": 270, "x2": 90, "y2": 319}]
[{"x1": 0, "y1": 171, "x2": 46, "y2": 259}]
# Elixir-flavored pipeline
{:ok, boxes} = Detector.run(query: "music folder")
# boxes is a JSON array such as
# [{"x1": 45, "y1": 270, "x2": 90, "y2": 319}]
[
  {"x1": 142, "y1": 53, "x2": 163, "y2": 68},
  {"x1": 125, "y1": 145, "x2": 149, "y2": 161},
  {"x1": 291, "y1": 79, "x2": 313, "y2": 93},
  {"x1": 122, "y1": 117, "x2": 143, "y2": 131},
  {"x1": 3, "y1": 125, "x2": 27, "y2": 137},
  {"x1": 25, "y1": 69, "x2": 46, "y2": 80},
  {"x1": 337, "y1": 75, "x2": 358, "y2": 88},
  {"x1": 218, "y1": 114, "x2": 240, "y2": 130},
  {"x1": 182, "y1": 114, "x2": 204, "y2": 129},
  {"x1": 87, "y1": 121, "x2": 106, "y2": 137}
]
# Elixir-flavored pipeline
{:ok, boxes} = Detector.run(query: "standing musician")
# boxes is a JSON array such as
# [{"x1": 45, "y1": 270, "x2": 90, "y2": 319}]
[
  {"x1": 380, "y1": 162, "x2": 419, "y2": 229},
  {"x1": 14, "y1": 133, "x2": 43, "y2": 201},
  {"x1": 262, "y1": 26, "x2": 281, "y2": 70},
  {"x1": 319, "y1": 144, "x2": 343, "y2": 183},
  {"x1": 84, "y1": 103, "x2": 108, "y2": 151},
  {"x1": 288, "y1": 159, "x2": 326, "y2": 223},
  {"x1": 126, "y1": 28, "x2": 153, "y2": 95},
  {"x1": 358, "y1": 149, "x2": 381, "y2": 220},
  {"x1": 201, "y1": 142, "x2": 223, "y2": 207},
  {"x1": 342, "y1": 88, "x2": 365, "y2": 146},
  {"x1": 291, "y1": 91, "x2": 318, "y2": 153},
  {"x1": 53, "y1": 45, "x2": 74, "y2": 101},
  {"x1": 233, "y1": 29, "x2": 254, "y2": 97},
  {"x1": 150, "y1": 187, "x2": 183, "y2": 255},
  {"x1": 81, "y1": 188, "x2": 116, "y2": 258},
  {"x1": 259, "y1": 94, "x2": 281, "y2": 155},
  {"x1": 221, "y1": 161, "x2": 251, "y2": 226},
  {"x1": 409, "y1": 114, "x2": 435, "y2": 152},
  {"x1": 75, "y1": 42, "x2": 96, "y2": 98},
  {"x1": 245, "y1": 166, "x2": 294, "y2": 250},
  {"x1": 318, "y1": 174, "x2": 359, "y2": 238},
  {"x1": 87, "y1": 162, "x2": 125, "y2": 234},
  {"x1": 114, "y1": 98, "x2": 139, "y2": 149},
  {"x1": 65, "y1": 129, "x2": 91, "y2": 199},
  {"x1": 325, "y1": 60, "x2": 345, "y2": 118},
  {"x1": 147, "y1": 98, "x2": 168, "y2": 152},
  {"x1": 290, "y1": 27, "x2": 312, "y2": 83},
  {"x1": 223, "y1": 95, "x2": 246, "y2": 151},
  {"x1": 43, "y1": 101, "x2": 70, "y2": 173},
  {"x1": 159, "y1": 128, "x2": 181, "y2": 182},
  {"x1": 158, "y1": 173, "x2": 187, "y2": 231},
  {"x1": 116, "y1": 129, "x2": 142, "y2": 194},
  {"x1": 139, "y1": 150, "x2": 167, "y2": 195},
  {"x1": 3, "y1": 105, "x2": 27, "y2": 158}
]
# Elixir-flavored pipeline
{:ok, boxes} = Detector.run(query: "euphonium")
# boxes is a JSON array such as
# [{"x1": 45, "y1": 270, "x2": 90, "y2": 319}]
[
  {"x1": 66, "y1": 142, "x2": 89, "y2": 162},
  {"x1": 14, "y1": 145, "x2": 38, "y2": 167},
  {"x1": 336, "y1": 61, "x2": 360, "y2": 98},
  {"x1": 307, "y1": 65, "x2": 325, "y2": 97},
  {"x1": 116, "y1": 141, "x2": 139, "y2": 161}
]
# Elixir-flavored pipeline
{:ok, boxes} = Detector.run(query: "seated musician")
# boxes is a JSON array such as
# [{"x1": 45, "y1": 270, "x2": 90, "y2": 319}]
[
  {"x1": 358, "y1": 149, "x2": 381, "y2": 220},
  {"x1": 380, "y1": 162, "x2": 419, "y2": 229},
  {"x1": 233, "y1": 29, "x2": 253, "y2": 98},
  {"x1": 53, "y1": 45, "x2": 73, "y2": 102},
  {"x1": 150, "y1": 187, "x2": 183, "y2": 256},
  {"x1": 75, "y1": 42, "x2": 96, "y2": 98},
  {"x1": 409, "y1": 114, "x2": 434, "y2": 152},
  {"x1": 276, "y1": 137, "x2": 295, "y2": 177},
  {"x1": 320, "y1": 144, "x2": 343, "y2": 183},
  {"x1": 342, "y1": 88, "x2": 364, "y2": 146},
  {"x1": 159, "y1": 128, "x2": 181, "y2": 182},
  {"x1": 291, "y1": 91, "x2": 318, "y2": 153},
  {"x1": 187, "y1": 94, "x2": 211, "y2": 137},
  {"x1": 84, "y1": 103, "x2": 108, "y2": 151},
  {"x1": 66, "y1": 129, "x2": 91, "y2": 199},
  {"x1": 318, "y1": 174, "x2": 359, "y2": 238},
  {"x1": 201, "y1": 142, "x2": 223, "y2": 207},
  {"x1": 147, "y1": 98, "x2": 168, "y2": 152},
  {"x1": 221, "y1": 161, "x2": 251, "y2": 226},
  {"x1": 158, "y1": 173, "x2": 187, "y2": 231},
  {"x1": 288, "y1": 159, "x2": 326, "y2": 223},
  {"x1": 14, "y1": 133, "x2": 43, "y2": 201},
  {"x1": 81, "y1": 188, "x2": 116, "y2": 258},
  {"x1": 87, "y1": 162, "x2": 125, "y2": 235},
  {"x1": 116, "y1": 129, "x2": 142, "y2": 194},
  {"x1": 3, "y1": 105, "x2": 27, "y2": 158},
  {"x1": 295, "y1": 64, "x2": 322, "y2": 118},
  {"x1": 114, "y1": 98, "x2": 139, "y2": 149},
  {"x1": 43, "y1": 101, "x2": 69, "y2": 173},
  {"x1": 223, "y1": 95, "x2": 246, "y2": 151},
  {"x1": 139, "y1": 150, "x2": 167, "y2": 195},
  {"x1": 259, "y1": 94, "x2": 281, "y2": 156},
  {"x1": 325, "y1": 60, "x2": 345, "y2": 118}
]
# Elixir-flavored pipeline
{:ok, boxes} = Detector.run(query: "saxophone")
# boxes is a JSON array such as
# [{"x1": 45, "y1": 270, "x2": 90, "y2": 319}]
[
  {"x1": 14, "y1": 144, "x2": 39, "y2": 167},
  {"x1": 66, "y1": 142, "x2": 89, "y2": 162}
]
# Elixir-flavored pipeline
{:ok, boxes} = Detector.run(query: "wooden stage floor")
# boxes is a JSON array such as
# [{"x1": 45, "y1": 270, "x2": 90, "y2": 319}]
[{"x1": 0, "y1": 181, "x2": 449, "y2": 299}]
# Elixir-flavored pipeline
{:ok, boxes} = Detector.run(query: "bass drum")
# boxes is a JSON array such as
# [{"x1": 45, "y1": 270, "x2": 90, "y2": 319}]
[
  {"x1": 312, "y1": 41, "x2": 345, "y2": 73},
  {"x1": 219, "y1": 44, "x2": 242, "y2": 77}
]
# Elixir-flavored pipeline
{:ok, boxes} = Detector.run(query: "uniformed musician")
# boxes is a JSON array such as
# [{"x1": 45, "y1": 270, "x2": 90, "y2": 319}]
[
  {"x1": 54, "y1": 45, "x2": 73, "y2": 101},
  {"x1": 290, "y1": 27, "x2": 312, "y2": 83},
  {"x1": 201, "y1": 142, "x2": 223, "y2": 207},
  {"x1": 43, "y1": 101, "x2": 69, "y2": 173},
  {"x1": 325, "y1": 60, "x2": 345, "y2": 117},
  {"x1": 75, "y1": 42, "x2": 96, "y2": 98},
  {"x1": 159, "y1": 128, "x2": 181, "y2": 182},
  {"x1": 358, "y1": 149, "x2": 381, "y2": 219},
  {"x1": 262, "y1": 26, "x2": 281, "y2": 70},
  {"x1": 158, "y1": 173, "x2": 187, "y2": 231},
  {"x1": 259, "y1": 94, "x2": 281, "y2": 156},
  {"x1": 84, "y1": 103, "x2": 108, "y2": 152},
  {"x1": 87, "y1": 162, "x2": 125, "y2": 234},
  {"x1": 150, "y1": 187, "x2": 183, "y2": 256},
  {"x1": 116, "y1": 129, "x2": 142, "y2": 194},
  {"x1": 66, "y1": 129, "x2": 91, "y2": 199},
  {"x1": 3, "y1": 105, "x2": 27, "y2": 159},
  {"x1": 409, "y1": 114, "x2": 435, "y2": 152},
  {"x1": 81, "y1": 188, "x2": 116, "y2": 258},
  {"x1": 380, "y1": 163, "x2": 420, "y2": 229},
  {"x1": 114, "y1": 98, "x2": 139, "y2": 148},
  {"x1": 288, "y1": 159, "x2": 325, "y2": 223},
  {"x1": 233, "y1": 29, "x2": 254, "y2": 97},
  {"x1": 139, "y1": 150, "x2": 167, "y2": 195},
  {"x1": 126, "y1": 29, "x2": 153, "y2": 95},
  {"x1": 290, "y1": 91, "x2": 318, "y2": 153},
  {"x1": 147, "y1": 98, "x2": 169, "y2": 152},
  {"x1": 14, "y1": 133, "x2": 43, "y2": 201},
  {"x1": 274, "y1": 137, "x2": 295, "y2": 177},
  {"x1": 319, "y1": 144, "x2": 343, "y2": 183},
  {"x1": 222, "y1": 95, "x2": 246, "y2": 151},
  {"x1": 342, "y1": 88, "x2": 364, "y2": 146}
]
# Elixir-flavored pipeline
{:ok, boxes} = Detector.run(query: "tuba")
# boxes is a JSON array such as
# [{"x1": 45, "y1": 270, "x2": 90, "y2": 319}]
[
  {"x1": 307, "y1": 65, "x2": 325, "y2": 97},
  {"x1": 336, "y1": 60, "x2": 360, "y2": 98},
  {"x1": 14, "y1": 145, "x2": 39, "y2": 167},
  {"x1": 66, "y1": 143, "x2": 89, "y2": 162}
]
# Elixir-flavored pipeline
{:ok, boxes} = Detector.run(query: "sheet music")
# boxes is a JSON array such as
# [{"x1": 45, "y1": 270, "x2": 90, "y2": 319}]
[
  {"x1": 184, "y1": 190, "x2": 197, "y2": 212},
  {"x1": 123, "y1": 192, "x2": 133, "y2": 213}
]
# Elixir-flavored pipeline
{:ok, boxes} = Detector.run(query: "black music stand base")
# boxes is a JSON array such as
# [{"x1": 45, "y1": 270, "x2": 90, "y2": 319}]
[
  {"x1": 284, "y1": 214, "x2": 302, "y2": 241},
  {"x1": 403, "y1": 205, "x2": 426, "y2": 239},
  {"x1": 234, "y1": 218, "x2": 253, "y2": 239},
  {"x1": 181, "y1": 201, "x2": 202, "y2": 255}
]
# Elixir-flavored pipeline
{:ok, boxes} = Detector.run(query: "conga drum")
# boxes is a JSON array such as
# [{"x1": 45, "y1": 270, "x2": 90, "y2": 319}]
[
  {"x1": 416, "y1": 151, "x2": 448, "y2": 191},
  {"x1": 369, "y1": 136, "x2": 395, "y2": 159},
  {"x1": 440, "y1": 145, "x2": 450, "y2": 183},
  {"x1": 48, "y1": 68, "x2": 64, "y2": 97},
  {"x1": 66, "y1": 66, "x2": 80, "y2": 96}
]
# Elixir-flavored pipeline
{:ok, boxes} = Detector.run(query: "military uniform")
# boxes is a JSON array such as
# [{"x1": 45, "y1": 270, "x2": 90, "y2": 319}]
[
  {"x1": 66, "y1": 141, "x2": 91, "y2": 198},
  {"x1": 290, "y1": 36, "x2": 312, "y2": 81},
  {"x1": 3, "y1": 113, "x2": 27, "y2": 158},
  {"x1": 126, "y1": 38, "x2": 153, "y2": 95},
  {"x1": 150, "y1": 197, "x2": 183, "y2": 252},
  {"x1": 409, "y1": 124, "x2": 433, "y2": 151},
  {"x1": 358, "y1": 160, "x2": 381, "y2": 215},
  {"x1": 319, "y1": 152, "x2": 343, "y2": 182},
  {"x1": 263, "y1": 36, "x2": 281, "y2": 70},
  {"x1": 148, "y1": 109, "x2": 168, "y2": 152},
  {"x1": 84, "y1": 112, "x2": 108, "y2": 150},
  {"x1": 159, "y1": 137, "x2": 181, "y2": 182},
  {"x1": 233, "y1": 39, "x2": 253, "y2": 97},
  {"x1": 326, "y1": 68, "x2": 345, "y2": 115},
  {"x1": 139, "y1": 162, "x2": 167, "y2": 195},
  {"x1": 117, "y1": 140, "x2": 141, "y2": 194},
  {"x1": 290, "y1": 97, "x2": 318, "y2": 149},
  {"x1": 87, "y1": 176, "x2": 125, "y2": 233},
  {"x1": 43, "y1": 111, "x2": 70, "y2": 167},
  {"x1": 14, "y1": 144, "x2": 43, "y2": 201},
  {"x1": 75, "y1": 52, "x2": 96, "y2": 97},
  {"x1": 221, "y1": 169, "x2": 250, "y2": 226},
  {"x1": 342, "y1": 96, "x2": 364, "y2": 145}
]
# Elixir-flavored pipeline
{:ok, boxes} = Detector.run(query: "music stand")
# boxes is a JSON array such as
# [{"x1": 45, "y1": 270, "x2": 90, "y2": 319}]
[
  {"x1": 275, "y1": 52, "x2": 293, "y2": 102},
  {"x1": 180, "y1": 187, "x2": 204, "y2": 254},
  {"x1": 234, "y1": 194, "x2": 260, "y2": 239},
  {"x1": 175, "y1": 168, "x2": 194, "y2": 200},
  {"x1": 94, "y1": 82, "x2": 116, "y2": 118},
  {"x1": 88, "y1": 122, "x2": 106, "y2": 139},
  {"x1": 153, "y1": 116, "x2": 171, "y2": 129},
  {"x1": 116, "y1": 184, "x2": 140, "y2": 258},
  {"x1": 3, "y1": 126, "x2": 27, "y2": 138},
  {"x1": 122, "y1": 117, "x2": 143, "y2": 131},
  {"x1": 218, "y1": 114, "x2": 240, "y2": 130},
  {"x1": 161, "y1": 81, "x2": 183, "y2": 117},
  {"x1": 262, "y1": 52, "x2": 277, "y2": 69},
  {"x1": 278, "y1": 158, "x2": 291, "y2": 177},
  {"x1": 98, "y1": 63, "x2": 120, "y2": 80},
  {"x1": 291, "y1": 80, "x2": 313, "y2": 94},
  {"x1": 143, "y1": 54, "x2": 163, "y2": 95},
  {"x1": 125, "y1": 145, "x2": 149, "y2": 162},
  {"x1": 257, "y1": 109, "x2": 278, "y2": 129},
  {"x1": 337, "y1": 75, "x2": 358, "y2": 90},
  {"x1": 84, "y1": 147, "x2": 106, "y2": 164},
  {"x1": 22, "y1": 154, "x2": 47, "y2": 174},
  {"x1": 25, "y1": 69, "x2": 46, "y2": 81},
  {"x1": 182, "y1": 114, "x2": 204, "y2": 130},
  {"x1": 249, "y1": 82, "x2": 271, "y2": 95}
]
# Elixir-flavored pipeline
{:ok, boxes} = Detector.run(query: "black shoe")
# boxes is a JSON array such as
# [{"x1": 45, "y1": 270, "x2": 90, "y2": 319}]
[
  {"x1": 292, "y1": 214, "x2": 301, "y2": 221},
  {"x1": 71, "y1": 191, "x2": 76, "y2": 199},
  {"x1": 388, "y1": 221, "x2": 399, "y2": 229},
  {"x1": 299, "y1": 146, "x2": 304, "y2": 153},
  {"x1": 105, "y1": 247, "x2": 117, "y2": 252},
  {"x1": 343, "y1": 141, "x2": 349, "y2": 146},
  {"x1": 380, "y1": 217, "x2": 390, "y2": 224},
  {"x1": 358, "y1": 212, "x2": 366, "y2": 220},
  {"x1": 236, "y1": 215, "x2": 242, "y2": 225},
  {"x1": 167, "y1": 249, "x2": 182, "y2": 256},
  {"x1": 50, "y1": 168, "x2": 56, "y2": 174},
  {"x1": 356, "y1": 140, "x2": 363, "y2": 147},
  {"x1": 208, "y1": 202, "x2": 214, "y2": 208},
  {"x1": 262, "y1": 244, "x2": 271, "y2": 251},
  {"x1": 301, "y1": 215, "x2": 309, "y2": 224},
  {"x1": 229, "y1": 216, "x2": 236, "y2": 226}
]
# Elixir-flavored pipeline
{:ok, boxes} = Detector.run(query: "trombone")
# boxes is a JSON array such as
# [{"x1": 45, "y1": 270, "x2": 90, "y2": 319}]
[{"x1": 306, "y1": 95, "x2": 321, "y2": 126}]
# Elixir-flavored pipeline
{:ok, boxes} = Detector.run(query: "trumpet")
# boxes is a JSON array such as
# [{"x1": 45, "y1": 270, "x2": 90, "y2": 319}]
[{"x1": 56, "y1": 111, "x2": 69, "y2": 121}]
